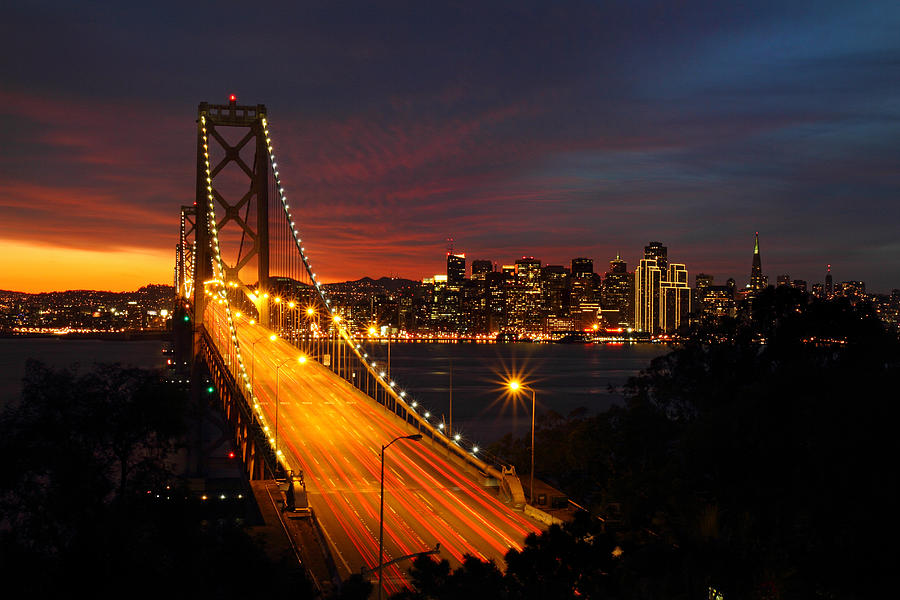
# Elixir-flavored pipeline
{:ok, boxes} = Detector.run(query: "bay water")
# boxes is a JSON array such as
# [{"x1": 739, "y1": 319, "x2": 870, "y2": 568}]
[{"x1": 0, "y1": 337, "x2": 666, "y2": 445}]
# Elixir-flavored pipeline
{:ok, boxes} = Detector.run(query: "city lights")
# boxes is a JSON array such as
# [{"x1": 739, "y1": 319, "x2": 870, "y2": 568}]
[{"x1": 2, "y1": 11, "x2": 892, "y2": 595}]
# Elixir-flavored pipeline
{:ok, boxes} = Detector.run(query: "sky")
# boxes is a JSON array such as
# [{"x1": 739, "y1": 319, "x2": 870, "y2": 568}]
[{"x1": 1, "y1": 0, "x2": 899, "y2": 293}]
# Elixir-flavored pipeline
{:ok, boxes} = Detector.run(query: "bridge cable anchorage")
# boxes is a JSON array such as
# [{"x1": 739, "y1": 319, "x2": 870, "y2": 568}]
[
  {"x1": 260, "y1": 119, "x2": 500, "y2": 476},
  {"x1": 199, "y1": 115, "x2": 289, "y2": 473}
]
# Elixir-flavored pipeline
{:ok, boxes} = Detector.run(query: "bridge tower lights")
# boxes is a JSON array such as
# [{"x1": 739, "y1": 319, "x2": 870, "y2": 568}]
[{"x1": 193, "y1": 99, "x2": 270, "y2": 331}]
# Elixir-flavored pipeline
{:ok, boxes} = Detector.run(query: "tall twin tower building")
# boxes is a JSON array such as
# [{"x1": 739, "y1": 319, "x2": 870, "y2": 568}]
[{"x1": 634, "y1": 241, "x2": 691, "y2": 334}]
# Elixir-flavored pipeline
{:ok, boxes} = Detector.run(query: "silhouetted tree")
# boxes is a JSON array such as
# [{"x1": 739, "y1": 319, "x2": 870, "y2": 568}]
[
  {"x1": 338, "y1": 573, "x2": 374, "y2": 600},
  {"x1": 464, "y1": 296, "x2": 899, "y2": 598},
  {"x1": 0, "y1": 360, "x2": 316, "y2": 599}
]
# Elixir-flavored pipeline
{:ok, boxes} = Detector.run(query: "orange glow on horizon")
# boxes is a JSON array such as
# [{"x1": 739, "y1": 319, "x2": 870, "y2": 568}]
[{"x1": 0, "y1": 239, "x2": 172, "y2": 293}]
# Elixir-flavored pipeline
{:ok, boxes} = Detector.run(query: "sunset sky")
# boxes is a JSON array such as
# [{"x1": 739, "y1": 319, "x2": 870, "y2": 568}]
[{"x1": 2, "y1": 1, "x2": 899, "y2": 293}]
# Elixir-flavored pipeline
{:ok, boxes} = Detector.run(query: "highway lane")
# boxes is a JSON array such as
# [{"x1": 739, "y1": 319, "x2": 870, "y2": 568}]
[{"x1": 206, "y1": 304, "x2": 543, "y2": 595}]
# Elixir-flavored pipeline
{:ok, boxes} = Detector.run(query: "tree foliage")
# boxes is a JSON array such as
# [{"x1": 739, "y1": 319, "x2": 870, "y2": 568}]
[
  {"x1": 471, "y1": 291, "x2": 899, "y2": 598},
  {"x1": 0, "y1": 360, "x2": 314, "y2": 598}
]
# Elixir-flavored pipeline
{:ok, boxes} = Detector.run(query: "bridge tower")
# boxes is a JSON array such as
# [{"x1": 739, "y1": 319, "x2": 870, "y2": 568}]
[
  {"x1": 173, "y1": 204, "x2": 197, "y2": 372},
  {"x1": 193, "y1": 97, "x2": 271, "y2": 334},
  {"x1": 176, "y1": 204, "x2": 196, "y2": 301}
]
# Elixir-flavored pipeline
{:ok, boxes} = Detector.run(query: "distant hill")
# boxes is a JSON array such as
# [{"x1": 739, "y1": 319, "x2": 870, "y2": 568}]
[
  {"x1": 0, "y1": 285, "x2": 174, "y2": 297},
  {"x1": 325, "y1": 277, "x2": 419, "y2": 293}
]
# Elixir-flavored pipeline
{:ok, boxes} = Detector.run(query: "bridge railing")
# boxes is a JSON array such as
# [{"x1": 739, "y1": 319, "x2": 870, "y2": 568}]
[
  {"x1": 207, "y1": 297, "x2": 511, "y2": 486},
  {"x1": 188, "y1": 107, "x2": 517, "y2": 493},
  {"x1": 321, "y1": 325, "x2": 508, "y2": 483}
]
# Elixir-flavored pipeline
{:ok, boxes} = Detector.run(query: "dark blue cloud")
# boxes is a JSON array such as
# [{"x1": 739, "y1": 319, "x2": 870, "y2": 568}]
[{"x1": 1, "y1": 0, "x2": 899, "y2": 291}]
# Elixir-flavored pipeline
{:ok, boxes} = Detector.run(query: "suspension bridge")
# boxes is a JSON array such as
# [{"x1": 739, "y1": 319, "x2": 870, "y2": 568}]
[{"x1": 173, "y1": 98, "x2": 544, "y2": 596}]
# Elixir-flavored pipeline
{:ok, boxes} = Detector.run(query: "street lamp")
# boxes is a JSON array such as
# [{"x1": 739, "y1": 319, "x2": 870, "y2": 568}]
[
  {"x1": 304, "y1": 306, "x2": 317, "y2": 356},
  {"x1": 274, "y1": 354, "x2": 307, "y2": 459},
  {"x1": 507, "y1": 380, "x2": 537, "y2": 504},
  {"x1": 369, "y1": 323, "x2": 391, "y2": 380},
  {"x1": 378, "y1": 433, "x2": 423, "y2": 600},
  {"x1": 285, "y1": 300, "x2": 296, "y2": 343},
  {"x1": 273, "y1": 296, "x2": 282, "y2": 334},
  {"x1": 332, "y1": 314, "x2": 342, "y2": 374},
  {"x1": 251, "y1": 333, "x2": 278, "y2": 390}
]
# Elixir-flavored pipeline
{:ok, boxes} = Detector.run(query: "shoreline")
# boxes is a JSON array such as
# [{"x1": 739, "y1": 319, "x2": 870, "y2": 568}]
[
  {"x1": 0, "y1": 331, "x2": 172, "y2": 341},
  {"x1": 0, "y1": 330, "x2": 668, "y2": 345}
]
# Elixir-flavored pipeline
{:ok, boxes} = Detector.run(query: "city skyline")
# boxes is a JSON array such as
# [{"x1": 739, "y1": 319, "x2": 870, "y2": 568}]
[
  {"x1": 0, "y1": 229, "x2": 888, "y2": 296},
  {"x1": 7, "y1": 238, "x2": 895, "y2": 338},
  {"x1": 2, "y1": 2, "x2": 899, "y2": 293}
]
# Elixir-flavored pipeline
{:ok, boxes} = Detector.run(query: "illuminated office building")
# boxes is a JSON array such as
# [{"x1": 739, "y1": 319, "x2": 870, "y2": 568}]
[
  {"x1": 471, "y1": 259, "x2": 493, "y2": 280},
  {"x1": 634, "y1": 257, "x2": 661, "y2": 333},
  {"x1": 659, "y1": 263, "x2": 690, "y2": 333},
  {"x1": 447, "y1": 253, "x2": 466, "y2": 286},
  {"x1": 570, "y1": 258, "x2": 595, "y2": 308},
  {"x1": 485, "y1": 270, "x2": 508, "y2": 333},
  {"x1": 644, "y1": 241, "x2": 668, "y2": 279},
  {"x1": 695, "y1": 273, "x2": 714, "y2": 290},
  {"x1": 602, "y1": 254, "x2": 632, "y2": 327},
  {"x1": 542, "y1": 265, "x2": 570, "y2": 322},
  {"x1": 571, "y1": 258, "x2": 594, "y2": 279},
  {"x1": 749, "y1": 232, "x2": 766, "y2": 291},
  {"x1": 503, "y1": 257, "x2": 542, "y2": 332},
  {"x1": 838, "y1": 280, "x2": 866, "y2": 304},
  {"x1": 701, "y1": 287, "x2": 736, "y2": 319}
]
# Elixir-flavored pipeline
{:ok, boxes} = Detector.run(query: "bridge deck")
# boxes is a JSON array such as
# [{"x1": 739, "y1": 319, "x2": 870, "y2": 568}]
[{"x1": 206, "y1": 304, "x2": 543, "y2": 595}]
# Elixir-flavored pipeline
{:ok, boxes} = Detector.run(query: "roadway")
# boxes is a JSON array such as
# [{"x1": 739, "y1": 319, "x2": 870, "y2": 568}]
[{"x1": 205, "y1": 303, "x2": 543, "y2": 596}]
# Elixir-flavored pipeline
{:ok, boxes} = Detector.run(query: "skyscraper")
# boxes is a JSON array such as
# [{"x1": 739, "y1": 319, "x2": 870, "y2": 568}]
[
  {"x1": 693, "y1": 273, "x2": 712, "y2": 318},
  {"x1": 485, "y1": 270, "x2": 508, "y2": 332},
  {"x1": 602, "y1": 254, "x2": 632, "y2": 327},
  {"x1": 791, "y1": 280, "x2": 808, "y2": 292},
  {"x1": 471, "y1": 259, "x2": 493, "y2": 280},
  {"x1": 660, "y1": 264, "x2": 690, "y2": 333},
  {"x1": 840, "y1": 280, "x2": 866, "y2": 303},
  {"x1": 570, "y1": 257, "x2": 595, "y2": 309},
  {"x1": 571, "y1": 258, "x2": 594, "y2": 279},
  {"x1": 825, "y1": 264, "x2": 833, "y2": 298},
  {"x1": 608, "y1": 254, "x2": 627, "y2": 275},
  {"x1": 634, "y1": 257, "x2": 661, "y2": 333},
  {"x1": 695, "y1": 273, "x2": 714, "y2": 290},
  {"x1": 643, "y1": 242, "x2": 668, "y2": 279},
  {"x1": 749, "y1": 232, "x2": 766, "y2": 291},
  {"x1": 726, "y1": 278, "x2": 736, "y2": 297},
  {"x1": 508, "y1": 257, "x2": 542, "y2": 332},
  {"x1": 447, "y1": 253, "x2": 466, "y2": 286},
  {"x1": 542, "y1": 265, "x2": 569, "y2": 316}
]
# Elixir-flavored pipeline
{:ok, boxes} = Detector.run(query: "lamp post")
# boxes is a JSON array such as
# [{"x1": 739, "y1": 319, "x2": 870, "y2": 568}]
[
  {"x1": 331, "y1": 314, "x2": 342, "y2": 374},
  {"x1": 368, "y1": 323, "x2": 392, "y2": 380},
  {"x1": 273, "y1": 296, "x2": 282, "y2": 335},
  {"x1": 379, "y1": 433, "x2": 423, "y2": 600},
  {"x1": 368, "y1": 326, "x2": 378, "y2": 399},
  {"x1": 304, "y1": 306, "x2": 317, "y2": 357},
  {"x1": 508, "y1": 380, "x2": 536, "y2": 504},
  {"x1": 274, "y1": 355, "x2": 307, "y2": 459},
  {"x1": 251, "y1": 333, "x2": 277, "y2": 390},
  {"x1": 286, "y1": 300, "x2": 296, "y2": 343}
]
